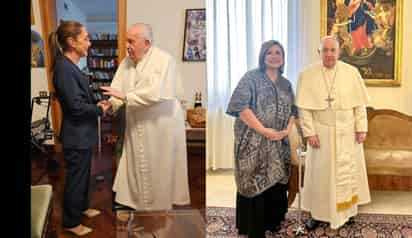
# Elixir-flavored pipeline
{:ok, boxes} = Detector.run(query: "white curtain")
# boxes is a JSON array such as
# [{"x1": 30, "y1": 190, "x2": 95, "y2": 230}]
[
  {"x1": 206, "y1": 0, "x2": 288, "y2": 170},
  {"x1": 287, "y1": 0, "x2": 322, "y2": 91}
]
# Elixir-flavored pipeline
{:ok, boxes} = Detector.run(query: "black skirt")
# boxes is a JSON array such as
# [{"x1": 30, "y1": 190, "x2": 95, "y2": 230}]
[{"x1": 236, "y1": 183, "x2": 288, "y2": 238}]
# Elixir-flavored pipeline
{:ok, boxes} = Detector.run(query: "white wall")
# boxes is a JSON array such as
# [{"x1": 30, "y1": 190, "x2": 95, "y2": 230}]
[
  {"x1": 127, "y1": 0, "x2": 206, "y2": 109},
  {"x1": 303, "y1": 1, "x2": 412, "y2": 115},
  {"x1": 56, "y1": 0, "x2": 88, "y2": 70}
]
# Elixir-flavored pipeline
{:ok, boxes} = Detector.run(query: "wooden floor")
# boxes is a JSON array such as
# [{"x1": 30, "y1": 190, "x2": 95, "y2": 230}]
[
  {"x1": 116, "y1": 209, "x2": 206, "y2": 238},
  {"x1": 31, "y1": 144, "x2": 116, "y2": 238},
  {"x1": 31, "y1": 140, "x2": 205, "y2": 237}
]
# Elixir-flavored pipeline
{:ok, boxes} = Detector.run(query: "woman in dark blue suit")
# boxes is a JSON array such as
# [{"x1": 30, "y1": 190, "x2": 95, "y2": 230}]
[{"x1": 49, "y1": 20, "x2": 110, "y2": 236}]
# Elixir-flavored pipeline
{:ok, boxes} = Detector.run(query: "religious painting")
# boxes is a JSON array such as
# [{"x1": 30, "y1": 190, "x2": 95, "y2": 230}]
[
  {"x1": 31, "y1": 30, "x2": 45, "y2": 67},
  {"x1": 182, "y1": 9, "x2": 206, "y2": 62},
  {"x1": 321, "y1": 0, "x2": 403, "y2": 86}
]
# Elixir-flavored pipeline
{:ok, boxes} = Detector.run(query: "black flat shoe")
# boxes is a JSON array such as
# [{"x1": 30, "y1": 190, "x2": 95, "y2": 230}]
[
  {"x1": 271, "y1": 224, "x2": 281, "y2": 233},
  {"x1": 265, "y1": 222, "x2": 282, "y2": 233},
  {"x1": 305, "y1": 218, "x2": 320, "y2": 230},
  {"x1": 112, "y1": 201, "x2": 133, "y2": 211},
  {"x1": 345, "y1": 216, "x2": 355, "y2": 225},
  {"x1": 266, "y1": 225, "x2": 282, "y2": 236}
]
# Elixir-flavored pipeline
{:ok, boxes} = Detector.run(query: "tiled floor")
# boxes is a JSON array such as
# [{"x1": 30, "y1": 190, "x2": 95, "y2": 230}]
[{"x1": 206, "y1": 169, "x2": 412, "y2": 215}]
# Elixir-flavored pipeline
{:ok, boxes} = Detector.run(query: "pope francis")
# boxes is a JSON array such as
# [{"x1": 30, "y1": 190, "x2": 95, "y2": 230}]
[
  {"x1": 296, "y1": 36, "x2": 371, "y2": 230},
  {"x1": 101, "y1": 23, "x2": 190, "y2": 211}
]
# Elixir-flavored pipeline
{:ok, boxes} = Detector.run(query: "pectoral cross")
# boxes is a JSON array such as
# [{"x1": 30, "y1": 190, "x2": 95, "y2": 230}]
[{"x1": 325, "y1": 95, "x2": 334, "y2": 108}]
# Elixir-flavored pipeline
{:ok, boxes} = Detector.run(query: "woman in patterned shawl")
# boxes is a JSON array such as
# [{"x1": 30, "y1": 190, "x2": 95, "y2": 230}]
[{"x1": 226, "y1": 40, "x2": 298, "y2": 237}]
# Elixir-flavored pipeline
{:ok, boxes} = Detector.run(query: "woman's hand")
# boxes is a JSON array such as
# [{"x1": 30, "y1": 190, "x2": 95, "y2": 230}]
[
  {"x1": 260, "y1": 128, "x2": 288, "y2": 141},
  {"x1": 97, "y1": 100, "x2": 111, "y2": 114}
]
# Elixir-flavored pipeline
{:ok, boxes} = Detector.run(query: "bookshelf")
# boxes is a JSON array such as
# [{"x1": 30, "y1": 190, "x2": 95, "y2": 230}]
[
  {"x1": 87, "y1": 33, "x2": 118, "y2": 126},
  {"x1": 87, "y1": 33, "x2": 118, "y2": 102}
]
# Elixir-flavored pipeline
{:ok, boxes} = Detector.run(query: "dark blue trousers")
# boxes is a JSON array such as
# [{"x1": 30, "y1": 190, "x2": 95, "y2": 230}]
[{"x1": 62, "y1": 148, "x2": 92, "y2": 228}]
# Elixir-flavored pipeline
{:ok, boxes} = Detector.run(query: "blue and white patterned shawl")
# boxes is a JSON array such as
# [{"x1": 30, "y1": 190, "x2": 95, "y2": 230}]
[{"x1": 226, "y1": 69, "x2": 297, "y2": 198}]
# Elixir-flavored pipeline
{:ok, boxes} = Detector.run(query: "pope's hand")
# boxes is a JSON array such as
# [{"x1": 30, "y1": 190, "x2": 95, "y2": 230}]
[
  {"x1": 100, "y1": 86, "x2": 126, "y2": 101},
  {"x1": 307, "y1": 135, "x2": 320, "y2": 149},
  {"x1": 355, "y1": 132, "x2": 367, "y2": 144}
]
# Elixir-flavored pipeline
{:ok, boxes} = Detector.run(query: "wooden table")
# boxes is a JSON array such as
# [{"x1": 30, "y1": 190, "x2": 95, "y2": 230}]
[
  {"x1": 185, "y1": 123, "x2": 206, "y2": 212},
  {"x1": 186, "y1": 122, "x2": 205, "y2": 148}
]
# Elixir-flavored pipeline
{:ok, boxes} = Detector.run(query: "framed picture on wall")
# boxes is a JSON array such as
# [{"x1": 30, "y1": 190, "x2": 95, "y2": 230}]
[
  {"x1": 182, "y1": 8, "x2": 206, "y2": 62},
  {"x1": 31, "y1": 30, "x2": 45, "y2": 68},
  {"x1": 321, "y1": 0, "x2": 403, "y2": 86}
]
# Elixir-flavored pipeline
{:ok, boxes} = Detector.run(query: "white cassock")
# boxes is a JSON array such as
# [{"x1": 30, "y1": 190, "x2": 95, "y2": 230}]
[
  {"x1": 296, "y1": 60, "x2": 371, "y2": 229},
  {"x1": 110, "y1": 46, "x2": 190, "y2": 211}
]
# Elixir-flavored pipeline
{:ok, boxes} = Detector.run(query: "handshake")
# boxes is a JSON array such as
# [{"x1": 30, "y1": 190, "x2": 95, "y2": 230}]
[{"x1": 97, "y1": 86, "x2": 127, "y2": 115}]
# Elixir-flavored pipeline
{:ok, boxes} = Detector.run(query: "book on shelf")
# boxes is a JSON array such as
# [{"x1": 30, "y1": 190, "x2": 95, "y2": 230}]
[
  {"x1": 86, "y1": 32, "x2": 119, "y2": 116},
  {"x1": 90, "y1": 33, "x2": 118, "y2": 41},
  {"x1": 89, "y1": 48, "x2": 118, "y2": 57},
  {"x1": 87, "y1": 58, "x2": 118, "y2": 69}
]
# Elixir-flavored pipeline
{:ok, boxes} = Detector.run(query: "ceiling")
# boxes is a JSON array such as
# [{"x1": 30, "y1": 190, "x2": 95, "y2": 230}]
[{"x1": 70, "y1": 0, "x2": 117, "y2": 22}]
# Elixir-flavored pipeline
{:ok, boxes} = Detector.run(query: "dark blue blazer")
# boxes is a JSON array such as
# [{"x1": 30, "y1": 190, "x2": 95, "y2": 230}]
[{"x1": 53, "y1": 55, "x2": 103, "y2": 149}]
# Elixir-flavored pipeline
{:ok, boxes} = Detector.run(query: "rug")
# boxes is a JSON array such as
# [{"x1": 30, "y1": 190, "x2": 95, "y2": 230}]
[{"x1": 207, "y1": 207, "x2": 412, "y2": 238}]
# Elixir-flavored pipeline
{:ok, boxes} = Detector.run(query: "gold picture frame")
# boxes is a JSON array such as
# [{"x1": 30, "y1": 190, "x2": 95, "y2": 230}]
[{"x1": 321, "y1": 0, "x2": 403, "y2": 86}]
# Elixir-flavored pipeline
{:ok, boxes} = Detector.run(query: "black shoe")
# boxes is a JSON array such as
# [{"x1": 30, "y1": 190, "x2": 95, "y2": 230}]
[
  {"x1": 271, "y1": 224, "x2": 281, "y2": 233},
  {"x1": 265, "y1": 225, "x2": 281, "y2": 236},
  {"x1": 266, "y1": 224, "x2": 281, "y2": 234},
  {"x1": 345, "y1": 216, "x2": 355, "y2": 225},
  {"x1": 305, "y1": 218, "x2": 320, "y2": 230},
  {"x1": 112, "y1": 201, "x2": 133, "y2": 211}
]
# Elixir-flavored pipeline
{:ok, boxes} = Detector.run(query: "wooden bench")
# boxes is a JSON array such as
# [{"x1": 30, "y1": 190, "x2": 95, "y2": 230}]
[{"x1": 363, "y1": 107, "x2": 412, "y2": 190}]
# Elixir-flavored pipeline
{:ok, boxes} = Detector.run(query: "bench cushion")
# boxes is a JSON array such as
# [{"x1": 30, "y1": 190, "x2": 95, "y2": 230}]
[
  {"x1": 31, "y1": 185, "x2": 52, "y2": 238},
  {"x1": 364, "y1": 149, "x2": 412, "y2": 176}
]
